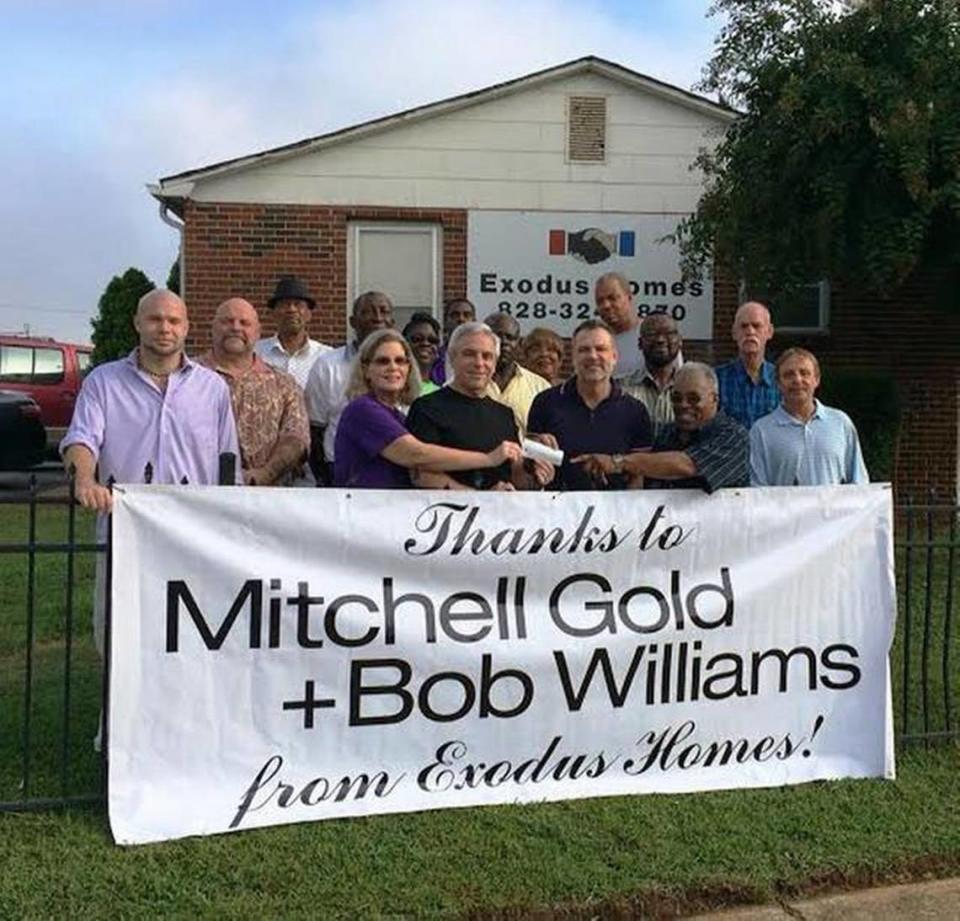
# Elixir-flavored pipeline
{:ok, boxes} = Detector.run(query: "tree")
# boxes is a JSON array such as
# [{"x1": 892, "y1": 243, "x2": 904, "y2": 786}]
[
  {"x1": 167, "y1": 257, "x2": 180, "y2": 295},
  {"x1": 676, "y1": 0, "x2": 960, "y2": 308},
  {"x1": 90, "y1": 268, "x2": 155, "y2": 365}
]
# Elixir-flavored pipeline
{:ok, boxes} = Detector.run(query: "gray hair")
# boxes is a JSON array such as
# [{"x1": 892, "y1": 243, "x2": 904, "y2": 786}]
[
  {"x1": 675, "y1": 361, "x2": 718, "y2": 394},
  {"x1": 733, "y1": 300, "x2": 772, "y2": 325},
  {"x1": 345, "y1": 328, "x2": 422, "y2": 404},
  {"x1": 447, "y1": 321, "x2": 500, "y2": 359}
]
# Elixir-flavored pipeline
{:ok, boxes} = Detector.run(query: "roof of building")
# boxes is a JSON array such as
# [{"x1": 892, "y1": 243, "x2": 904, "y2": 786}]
[{"x1": 150, "y1": 55, "x2": 736, "y2": 206}]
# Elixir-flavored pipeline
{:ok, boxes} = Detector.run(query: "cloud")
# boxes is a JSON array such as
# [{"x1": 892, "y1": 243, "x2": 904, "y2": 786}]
[
  {"x1": 119, "y1": 0, "x2": 717, "y2": 177},
  {"x1": 0, "y1": 0, "x2": 717, "y2": 341}
]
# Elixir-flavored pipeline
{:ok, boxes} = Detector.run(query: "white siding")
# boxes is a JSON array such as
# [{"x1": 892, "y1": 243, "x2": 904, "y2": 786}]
[{"x1": 189, "y1": 72, "x2": 726, "y2": 214}]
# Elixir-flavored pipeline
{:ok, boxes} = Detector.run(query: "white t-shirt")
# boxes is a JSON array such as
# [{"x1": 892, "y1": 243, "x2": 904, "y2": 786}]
[
  {"x1": 303, "y1": 343, "x2": 358, "y2": 461},
  {"x1": 613, "y1": 325, "x2": 645, "y2": 379}
]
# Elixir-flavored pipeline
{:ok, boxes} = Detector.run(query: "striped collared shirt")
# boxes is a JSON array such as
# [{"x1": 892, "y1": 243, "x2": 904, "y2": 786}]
[
  {"x1": 621, "y1": 353, "x2": 683, "y2": 437},
  {"x1": 750, "y1": 401, "x2": 869, "y2": 486},
  {"x1": 647, "y1": 410, "x2": 749, "y2": 492}
]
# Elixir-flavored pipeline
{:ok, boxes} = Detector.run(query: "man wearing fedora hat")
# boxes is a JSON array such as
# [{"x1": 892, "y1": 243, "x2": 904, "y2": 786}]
[{"x1": 255, "y1": 275, "x2": 331, "y2": 390}]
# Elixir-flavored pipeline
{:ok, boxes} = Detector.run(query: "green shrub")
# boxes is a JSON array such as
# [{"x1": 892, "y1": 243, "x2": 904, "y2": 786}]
[
  {"x1": 90, "y1": 267, "x2": 155, "y2": 365},
  {"x1": 819, "y1": 368, "x2": 900, "y2": 483}
]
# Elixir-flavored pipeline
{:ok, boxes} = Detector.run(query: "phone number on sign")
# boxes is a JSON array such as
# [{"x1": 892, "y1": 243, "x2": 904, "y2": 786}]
[{"x1": 497, "y1": 301, "x2": 689, "y2": 321}]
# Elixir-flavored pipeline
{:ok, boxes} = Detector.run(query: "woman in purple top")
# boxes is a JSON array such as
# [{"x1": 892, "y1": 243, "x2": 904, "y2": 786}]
[{"x1": 334, "y1": 329, "x2": 521, "y2": 488}]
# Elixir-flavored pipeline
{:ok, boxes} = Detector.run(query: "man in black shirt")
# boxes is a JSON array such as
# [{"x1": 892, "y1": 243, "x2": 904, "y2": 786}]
[
  {"x1": 407, "y1": 321, "x2": 550, "y2": 490},
  {"x1": 527, "y1": 320, "x2": 652, "y2": 490}
]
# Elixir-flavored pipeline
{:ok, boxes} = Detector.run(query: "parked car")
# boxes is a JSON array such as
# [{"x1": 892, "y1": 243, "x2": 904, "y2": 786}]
[
  {"x1": 0, "y1": 335, "x2": 92, "y2": 450},
  {"x1": 0, "y1": 390, "x2": 46, "y2": 470}
]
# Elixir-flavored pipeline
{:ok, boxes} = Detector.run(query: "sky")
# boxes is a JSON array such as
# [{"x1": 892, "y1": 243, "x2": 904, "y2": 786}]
[{"x1": 0, "y1": 0, "x2": 720, "y2": 343}]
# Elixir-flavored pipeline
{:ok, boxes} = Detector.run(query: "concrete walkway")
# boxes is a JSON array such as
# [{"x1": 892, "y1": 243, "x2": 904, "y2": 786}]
[{"x1": 689, "y1": 877, "x2": 960, "y2": 920}]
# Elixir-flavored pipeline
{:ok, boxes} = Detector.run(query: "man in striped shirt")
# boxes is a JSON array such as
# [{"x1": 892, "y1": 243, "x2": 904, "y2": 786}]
[
  {"x1": 622, "y1": 313, "x2": 684, "y2": 435},
  {"x1": 750, "y1": 348, "x2": 868, "y2": 486},
  {"x1": 573, "y1": 362, "x2": 749, "y2": 492}
]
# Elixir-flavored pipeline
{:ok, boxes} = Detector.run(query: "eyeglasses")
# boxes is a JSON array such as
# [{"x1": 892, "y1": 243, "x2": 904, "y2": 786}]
[
  {"x1": 671, "y1": 390, "x2": 712, "y2": 406},
  {"x1": 407, "y1": 334, "x2": 440, "y2": 345}
]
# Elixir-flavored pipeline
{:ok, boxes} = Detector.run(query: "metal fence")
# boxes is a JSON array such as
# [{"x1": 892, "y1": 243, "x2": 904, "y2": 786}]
[{"x1": 0, "y1": 476, "x2": 956, "y2": 813}]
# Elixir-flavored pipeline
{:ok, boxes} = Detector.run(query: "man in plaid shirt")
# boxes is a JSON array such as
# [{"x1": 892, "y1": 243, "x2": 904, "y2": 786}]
[{"x1": 715, "y1": 301, "x2": 780, "y2": 428}]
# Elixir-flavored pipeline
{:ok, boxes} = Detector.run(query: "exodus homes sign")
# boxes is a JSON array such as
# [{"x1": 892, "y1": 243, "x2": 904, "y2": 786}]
[{"x1": 466, "y1": 211, "x2": 714, "y2": 338}]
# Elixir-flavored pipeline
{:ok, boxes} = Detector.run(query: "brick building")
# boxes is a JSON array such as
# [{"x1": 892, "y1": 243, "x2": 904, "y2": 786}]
[{"x1": 150, "y1": 56, "x2": 958, "y2": 499}]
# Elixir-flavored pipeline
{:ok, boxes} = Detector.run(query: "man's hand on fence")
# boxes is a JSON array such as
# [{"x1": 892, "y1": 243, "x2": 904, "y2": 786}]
[{"x1": 74, "y1": 477, "x2": 113, "y2": 512}]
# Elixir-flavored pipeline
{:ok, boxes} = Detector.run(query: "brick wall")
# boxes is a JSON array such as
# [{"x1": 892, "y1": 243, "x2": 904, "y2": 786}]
[
  {"x1": 182, "y1": 202, "x2": 467, "y2": 349},
  {"x1": 713, "y1": 274, "x2": 960, "y2": 500},
  {"x1": 182, "y1": 200, "x2": 957, "y2": 499}
]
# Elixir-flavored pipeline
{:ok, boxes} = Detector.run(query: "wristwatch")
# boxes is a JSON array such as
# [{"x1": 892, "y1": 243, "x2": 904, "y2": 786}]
[{"x1": 611, "y1": 454, "x2": 625, "y2": 475}]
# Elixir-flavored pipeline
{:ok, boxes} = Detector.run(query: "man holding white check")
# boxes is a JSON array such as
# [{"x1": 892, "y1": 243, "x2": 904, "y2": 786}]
[
  {"x1": 527, "y1": 319, "x2": 653, "y2": 490},
  {"x1": 406, "y1": 321, "x2": 552, "y2": 491}
]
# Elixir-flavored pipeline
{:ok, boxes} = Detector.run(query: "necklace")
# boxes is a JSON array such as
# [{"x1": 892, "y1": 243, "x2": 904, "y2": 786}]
[{"x1": 137, "y1": 349, "x2": 175, "y2": 379}]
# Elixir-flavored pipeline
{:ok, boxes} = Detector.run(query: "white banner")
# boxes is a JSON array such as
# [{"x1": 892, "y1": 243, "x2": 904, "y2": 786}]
[
  {"x1": 466, "y1": 210, "x2": 714, "y2": 338},
  {"x1": 109, "y1": 485, "x2": 895, "y2": 845}
]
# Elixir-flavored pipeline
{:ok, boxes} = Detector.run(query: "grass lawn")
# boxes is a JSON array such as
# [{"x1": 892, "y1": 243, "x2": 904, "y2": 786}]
[
  {"x1": 1, "y1": 748, "x2": 957, "y2": 918},
  {"x1": 0, "y1": 498, "x2": 957, "y2": 918}
]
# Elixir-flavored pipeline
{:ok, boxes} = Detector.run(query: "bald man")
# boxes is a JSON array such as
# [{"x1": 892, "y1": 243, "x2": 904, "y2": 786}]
[
  {"x1": 594, "y1": 272, "x2": 644, "y2": 378},
  {"x1": 61, "y1": 288, "x2": 240, "y2": 666},
  {"x1": 199, "y1": 298, "x2": 309, "y2": 485},
  {"x1": 63, "y1": 289, "x2": 240, "y2": 511}
]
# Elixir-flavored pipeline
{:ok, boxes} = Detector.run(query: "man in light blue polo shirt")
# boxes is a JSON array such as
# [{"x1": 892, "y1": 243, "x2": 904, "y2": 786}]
[{"x1": 750, "y1": 347, "x2": 868, "y2": 486}]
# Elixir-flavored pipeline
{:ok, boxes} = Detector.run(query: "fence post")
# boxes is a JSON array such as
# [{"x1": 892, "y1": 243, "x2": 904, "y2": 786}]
[
  {"x1": 944, "y1": 504, "x2": 956, "y2": 735},
  {"x1": 61, "y1": 465, "x2": 78, "y2": 797},
  {"x1": 21, "y1": 473, "x2": 38, "y2": 799},
  {"x1": 100, "y1": 477, "x2": 115, "y2": 801},
  {"x1": 921, "y1": 487, "x2": 936, "y2": 744},
  {"x1": 901, "y1": 495, "x2": 914, "y2": 736},
  {"x1": 219, "y1": 452, "x2": 237, "y2": 486}
]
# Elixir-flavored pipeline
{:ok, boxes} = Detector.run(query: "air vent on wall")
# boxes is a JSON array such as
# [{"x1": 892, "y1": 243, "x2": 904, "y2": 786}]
[{"x1": 567, "y1": 96, "x2": 607, "y2": 162}]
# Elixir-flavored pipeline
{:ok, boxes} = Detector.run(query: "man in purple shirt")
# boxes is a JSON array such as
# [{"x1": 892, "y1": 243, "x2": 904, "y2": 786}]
[
  {"x1": 63, "y1": 289, "x2": 239, "y2": 743},
  {"x1": 62, "y1": 288, "x2": 240, "y2": 511}
]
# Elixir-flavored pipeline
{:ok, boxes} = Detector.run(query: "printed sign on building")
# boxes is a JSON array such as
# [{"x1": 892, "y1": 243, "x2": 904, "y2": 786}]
[
  {"x1": 467, "y1": 211, "x2": 714, "y2": 338},
  {"x1": 108, "y1": 485, "x2": 895, "y2": 845}
]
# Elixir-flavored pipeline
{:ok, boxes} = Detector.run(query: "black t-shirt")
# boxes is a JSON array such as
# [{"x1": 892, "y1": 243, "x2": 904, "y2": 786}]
[{"x1": 406, "y1": 386, "x2": 519, "y2": 489}]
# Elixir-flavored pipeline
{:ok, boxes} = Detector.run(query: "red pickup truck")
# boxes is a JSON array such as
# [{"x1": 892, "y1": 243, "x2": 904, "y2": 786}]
[{"x1": 0, "y1": 335, "x2": 92, "y2": 449}]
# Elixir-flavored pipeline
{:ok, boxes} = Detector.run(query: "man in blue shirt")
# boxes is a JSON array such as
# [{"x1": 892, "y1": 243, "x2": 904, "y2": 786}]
[
  {"x1": 527, "y1": 319, "x2": 652, "y2": 490},
  {"x1": 750, "y1": 348, "x2": 868, "y2": 486},
  {"x1": 715, "y1": 301, "x2": 780, "y2": 428}
]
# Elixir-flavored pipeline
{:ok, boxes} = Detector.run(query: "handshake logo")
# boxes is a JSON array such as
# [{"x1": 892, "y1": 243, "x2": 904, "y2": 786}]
[{"x1": 548, "y1": 228, "x2": 636, "y2": 264}]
